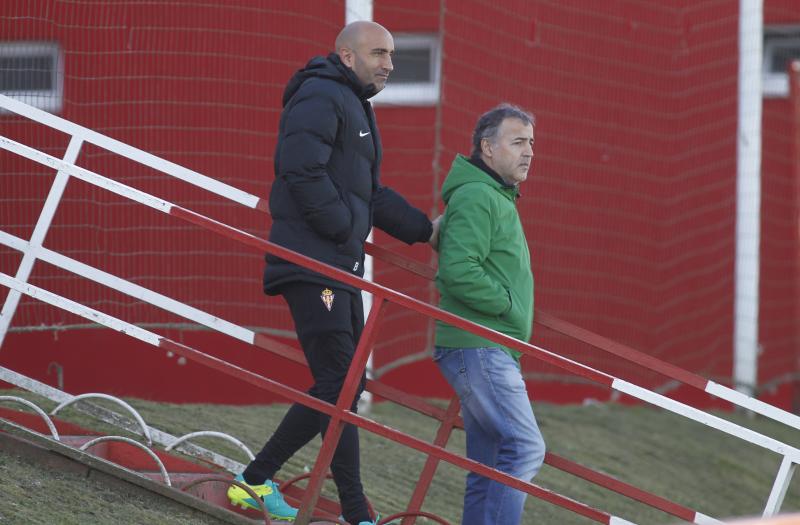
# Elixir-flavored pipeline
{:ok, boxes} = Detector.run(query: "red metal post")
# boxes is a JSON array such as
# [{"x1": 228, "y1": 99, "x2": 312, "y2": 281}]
[
  {"x1": 164, "y1": 195, "x2": 729, "y2": 521},
  {"x1": 252, "y1": 327, "x2": 700, "y2": 521},
  {"x1": 162, "y1": 328, "x2": 608, "y2": 523},
  {"x1": 3, "y1": 82, "x2": 757, "y2": 522},
  {"x1": 401, "y1": 396, "x2": 461, "y2": 525},
  {"x1": 164, "y1": 197, "x2": 734, "y2": 522},
  {"x1": 294, "y1": 297, "x2": 387, "y2": 525}
]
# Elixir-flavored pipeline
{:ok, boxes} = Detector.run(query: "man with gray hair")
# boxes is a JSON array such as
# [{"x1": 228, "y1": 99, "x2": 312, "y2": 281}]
[{"x1": 434, "y1": 103, "x2": 545, "y2": 524}]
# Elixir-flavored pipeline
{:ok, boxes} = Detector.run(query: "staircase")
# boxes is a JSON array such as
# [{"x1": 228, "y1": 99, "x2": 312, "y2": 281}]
[{"x1": 0, "y1": 400, "x2": 351, "y2": 525}]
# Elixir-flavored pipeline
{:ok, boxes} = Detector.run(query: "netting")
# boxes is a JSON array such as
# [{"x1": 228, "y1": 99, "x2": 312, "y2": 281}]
[
  {"x1": 374, "y1": 0, "x2": 799, "y2": 406},
  {"x1": 1, "y1": 1, "x2": 799, "y2": 406},
  {"x1": 1, "y1": 1, "x2": 343, "y2": 339}
]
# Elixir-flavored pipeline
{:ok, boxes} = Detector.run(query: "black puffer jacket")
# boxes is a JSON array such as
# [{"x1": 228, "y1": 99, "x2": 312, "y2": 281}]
[{"x1": 264, "y1": 53, "x2": 433, "y2": 294}]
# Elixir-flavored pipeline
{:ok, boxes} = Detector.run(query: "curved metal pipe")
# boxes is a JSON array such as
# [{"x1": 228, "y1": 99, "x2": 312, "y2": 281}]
[
  {"x1": 51, "y1": 393, "x2": 152, "y2": 445},
  {"x1": 165, "y1": 430, "x2": 255, "y2": 461},
  {"x1": 80, "y1": 435, "x2": 170, "y2": 486},
  {"x1": 0, "y1": 395, "x2": 60, "y2": 440}
]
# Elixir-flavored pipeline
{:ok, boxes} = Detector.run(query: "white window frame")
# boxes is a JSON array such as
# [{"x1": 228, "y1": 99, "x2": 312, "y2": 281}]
[
  {"x1": 763, "y1": 27, "x2": 800, "y2": 98},
  {"x1": 372, "y1": 33, "x2": 441, "y2": 106},
  {"x1": 0, "y1": 41, "x2": 63, "y2": 113}
]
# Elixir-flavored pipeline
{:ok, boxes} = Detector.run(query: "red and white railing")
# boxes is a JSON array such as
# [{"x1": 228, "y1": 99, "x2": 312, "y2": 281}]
[{"x1": 1, "y1": 93, "x2": 797, "y2": 523}]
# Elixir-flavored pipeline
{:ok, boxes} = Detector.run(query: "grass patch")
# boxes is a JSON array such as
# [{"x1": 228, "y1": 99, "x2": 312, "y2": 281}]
[
  {"x1": 0, "y1": 450, "x2": 230, "y2": 525},
  {"x1": 1, "y1": 389, "x2": 799, "y2": 524}
]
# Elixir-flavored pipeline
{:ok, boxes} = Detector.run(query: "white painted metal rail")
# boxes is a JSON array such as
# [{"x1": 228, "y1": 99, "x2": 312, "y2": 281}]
[
  {"x1": 3, "y1": 91, "x2": 797, "y2": 435},
  {"x1": 0, "y1": 94, "x2": 796, "y2": 520}
]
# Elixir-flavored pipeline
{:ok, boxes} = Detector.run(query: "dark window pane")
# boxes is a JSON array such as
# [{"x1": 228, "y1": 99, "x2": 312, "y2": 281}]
[
  {"x1": 0, "y1": 55, "x2": 54, "y2": 91},
  {"x1": 390, "y1": 47, "x2": 432, "y2": 83},
  {"x1": 770, "y1": 44, "x2": 800, "y2": 73}
]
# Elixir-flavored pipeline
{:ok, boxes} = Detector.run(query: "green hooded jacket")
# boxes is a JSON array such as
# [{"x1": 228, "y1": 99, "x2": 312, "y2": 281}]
[{"x1": 434, "y1": 154, "x2": 534, "y2": 361}]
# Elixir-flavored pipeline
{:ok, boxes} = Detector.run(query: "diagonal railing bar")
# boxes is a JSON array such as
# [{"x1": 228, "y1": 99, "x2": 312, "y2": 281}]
[
  {"x1": 364, "y1": 242, "x2": 436, "y2": 280},
  {"x1": 1, "y1": 95, "x2": 790, "y2": 521},
  {"x1": 0, "y1": 133, "x2": 616, "y2": 396},
  {"x1": 0, "y1": 229, "x2": 450, "y2": 426},
  {"x1": 0, "y1": 94, "x2": 263, "y2": 211},
  {"x1": 2, "y1": 138, "x2": 796, "y2": 511},
  {"x1": 0, "y1": 138, "x2": 788, "y2": 520},
  {"x1": 531, "y1": 312, "x2": 800, "y2": 429},
  {"x1": 0, "y1": 271, "x2": 622, "y2": 524},
  {"x1": 28, "y1": 155, "x2": 791, "y2": 469},
  {"x1": 1, "y1": 93, "x2": 796, "y2": 435},
  {"x1": 0, "y1": 229, "x2": 260, "y2": 345},
  {"x1": 0, "y1": 228, "x2": 718, "y2": 524},
  {"x1": 361, "y1": 244, "x2": 800, "y2": 433},
  {"x1": 92, "y1": 178, "x2": 800, "y2": 518}
]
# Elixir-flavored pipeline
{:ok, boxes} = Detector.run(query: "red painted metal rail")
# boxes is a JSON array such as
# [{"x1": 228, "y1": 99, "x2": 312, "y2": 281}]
[
  {"x1": 363, "y1": 242, "x2": 708, "y2": 391},
  {"x1": 165, "y1": 206, "x2": 714, "y2": 524},
  {"x1": 0, "y1": 103, "x2": 730, "y2": 522},
  {"x1": 253, "y1": 324, "x2": 700, "y2": 523}
]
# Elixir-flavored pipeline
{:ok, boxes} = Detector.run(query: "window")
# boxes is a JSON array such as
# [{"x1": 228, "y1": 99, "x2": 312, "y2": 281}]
[
  {"x1": 0, "y1": 42, "x2": 63, "y2": 113},
  {"x1": 763, "y1": 27, "x2": 800, "y2": 98},
  {"x1": 372, "y1": 34, "x2": 441, "y2": 106}
]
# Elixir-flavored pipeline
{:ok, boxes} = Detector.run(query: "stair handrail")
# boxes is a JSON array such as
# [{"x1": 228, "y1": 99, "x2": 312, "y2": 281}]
[{"x1": 1, "y1": 91, "x2": 798, "y2": 433}]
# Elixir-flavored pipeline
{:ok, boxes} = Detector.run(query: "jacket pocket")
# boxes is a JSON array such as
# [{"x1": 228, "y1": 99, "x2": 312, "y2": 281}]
[
  {"x1": 499, "y1": 288, "x2": 522, "y2": 330},
  {"x1": 338, "y1": 195, "x2": 370, "y2": 251}
]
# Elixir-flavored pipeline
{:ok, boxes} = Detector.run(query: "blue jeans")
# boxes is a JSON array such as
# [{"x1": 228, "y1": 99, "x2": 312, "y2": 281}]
[{"x1": 434, "y1": 347, "x2": 546, "y2": 525}]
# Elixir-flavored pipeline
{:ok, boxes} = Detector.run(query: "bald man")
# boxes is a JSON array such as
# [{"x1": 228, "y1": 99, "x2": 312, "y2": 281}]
[{"x1": 227, "y1": 21, "x2": 441, "y2": 525}]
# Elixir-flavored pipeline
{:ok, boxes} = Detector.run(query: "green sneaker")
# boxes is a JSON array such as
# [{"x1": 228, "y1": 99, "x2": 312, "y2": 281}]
[
  {"x1": 227, "y1": 474, "x2": 298, "y2": 521},
  {"x1": 358, "y1": 514, "x2": 395, "y2": 525}
]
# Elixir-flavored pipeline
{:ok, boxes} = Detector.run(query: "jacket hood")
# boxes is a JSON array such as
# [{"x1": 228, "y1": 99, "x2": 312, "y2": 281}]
[
  {"x1": 441, "y1": 154, "x2": 519, "y2": 204},
  {"x1": 282, "y1": 53, "x2": 378, "y2": 106}
]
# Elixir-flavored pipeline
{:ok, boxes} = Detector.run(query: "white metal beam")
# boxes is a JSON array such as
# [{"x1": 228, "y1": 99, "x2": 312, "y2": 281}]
[
  {"x1": 345, "y1": 0, "x2": 376, "y2": 413},
  {"x1": 733, "y1": 0, "x2": 764, "y2": 397},
  {"x1": 0, "y1": 137, "x2": 83, "y2": 348}
]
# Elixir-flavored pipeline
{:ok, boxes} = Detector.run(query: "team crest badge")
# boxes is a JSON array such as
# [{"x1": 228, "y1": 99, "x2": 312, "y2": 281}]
[{"x1": 320, "y1": 288, "x2": 335, "y2": 311}]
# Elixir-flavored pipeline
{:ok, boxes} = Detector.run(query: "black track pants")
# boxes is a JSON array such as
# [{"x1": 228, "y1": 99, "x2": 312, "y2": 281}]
[{"x1": 244, "y1": 282, "x2": 369, "y2": 523}]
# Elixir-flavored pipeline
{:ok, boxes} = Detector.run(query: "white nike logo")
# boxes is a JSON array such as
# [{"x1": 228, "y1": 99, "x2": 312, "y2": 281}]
[{"x1": 359, "y1": 130, "x2": 370, "y2": 137}]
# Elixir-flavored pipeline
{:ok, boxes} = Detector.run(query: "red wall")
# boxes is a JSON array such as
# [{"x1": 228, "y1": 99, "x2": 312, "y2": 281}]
[
  {"x1": 760, "y1": 0, "x2": 800, "y2": 410},
  {"x1": 1, "y1": 1, "x2": 798, "y2": 409},
  {"x1": 0, "y1": 1, "x2": 342, "y2": 403},
  {"x1": 377, "y1": 0, "x2": 800, "y2": 409}
]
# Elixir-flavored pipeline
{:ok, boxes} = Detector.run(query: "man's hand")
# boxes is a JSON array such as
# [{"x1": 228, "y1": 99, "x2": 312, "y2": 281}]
[{"x1": 429, "y1": 214, "x2": 443, "y2": 251}]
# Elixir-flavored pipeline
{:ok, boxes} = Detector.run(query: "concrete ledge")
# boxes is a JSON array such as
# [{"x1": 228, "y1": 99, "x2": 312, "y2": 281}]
[{"x1": 0, "y1": 419, "x2": 262, "y2": 525}]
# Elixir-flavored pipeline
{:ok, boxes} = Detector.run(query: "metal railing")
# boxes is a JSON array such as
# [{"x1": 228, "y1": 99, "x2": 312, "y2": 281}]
[{"x1": 1, "y1": 93, "x2": 797, "y2": 523}]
